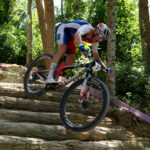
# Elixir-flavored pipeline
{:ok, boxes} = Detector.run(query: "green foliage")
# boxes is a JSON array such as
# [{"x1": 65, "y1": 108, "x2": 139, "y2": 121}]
[
  {"x1": 116, "y1": 62, "x2": 150, "y2": 113},
  {"x1": 0, "y1": 24, "x2": 26, "y2": 64},
  {"x1": 0, "y1": 0, "x2": 15, "y2": 25},
  {"x1": 87, "y1": 0, "x2": 107, "y2": 26},
  {"x1": 116, "y1": 0, "x2": 141, "y2": 63},
  {"x1": 10, "y1": 0, "x2": 27, "y2": 29},
  {"x1": 87, "y1": 0, "x2": 108, "y2": 59},
  {"x1": 0, "y1": 0, "x2": 27, "y2": 65},
  {"x1": 63, "y1": 0, "x2": 86, "y2": 21}
]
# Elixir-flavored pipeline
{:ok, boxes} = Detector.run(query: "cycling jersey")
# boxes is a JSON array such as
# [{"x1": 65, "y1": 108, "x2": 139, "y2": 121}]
[{"x1": 56, "y1": 20, "x2": 99, "y2": 55}]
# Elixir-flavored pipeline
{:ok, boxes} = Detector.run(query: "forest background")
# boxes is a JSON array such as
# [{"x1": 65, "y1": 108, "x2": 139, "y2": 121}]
[{"x1": 0, "y1": 0, "x2": 150, "y2": 115}]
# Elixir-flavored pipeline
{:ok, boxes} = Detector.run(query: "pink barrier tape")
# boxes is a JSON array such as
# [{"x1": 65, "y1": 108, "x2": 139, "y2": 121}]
[
  {"x1": 59, "y1": 76, "x2": 150, "y2": 124},
  {"x1": 111, "y1": 99, "x2": 150, "y2": 124},
  {"x1": 0, "y1": 63, "x2": 11, "y2": 67},
  {"x1": 90, "y1": 88, "x2": 103, "y2": 99}
]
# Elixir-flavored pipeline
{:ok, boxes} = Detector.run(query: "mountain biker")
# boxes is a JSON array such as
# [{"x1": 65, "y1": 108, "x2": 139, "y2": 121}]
[{"x1": 46, "y1": 20, "x2": 111, "y2": 83}]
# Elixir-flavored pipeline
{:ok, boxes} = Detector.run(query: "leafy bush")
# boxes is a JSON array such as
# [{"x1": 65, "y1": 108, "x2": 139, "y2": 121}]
[
  {"x1": 0, "y1": 24, "x2": 26, "y2": 65},
  {"x1": 116, "y1": 62, "x2": 150, "y2": 114}
]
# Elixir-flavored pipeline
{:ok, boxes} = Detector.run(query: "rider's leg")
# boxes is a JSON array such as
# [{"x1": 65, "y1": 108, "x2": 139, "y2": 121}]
[
  {"x1": 64, "y1": 37, "x2": 76, "y2": 66},
  {"x1": 46, "y1": 44, "x2": 67, "y2": 83},
  {"x1": 52, "y1": 44, "x2": 67, "y2": 64},
  {"x1": 65, "y1": 54, "x2": 75, "y2": 66}
]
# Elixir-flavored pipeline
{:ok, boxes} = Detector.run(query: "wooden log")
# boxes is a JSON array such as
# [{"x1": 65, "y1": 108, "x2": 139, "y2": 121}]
[
  {"x1": 0, "y1": 135, "x2": 148, "y2": 150},
  {"x1": 0, "y1": 96, "x2": 107, "y2": 117},
  {"x1": 0, "y1": 109, "x2": 113, "y2": 126},
  {"x1": 0, "y1": 109, "x2": 61, "y2": 125},
  {"x1": 0, "y1": 85, "x2": 64, "y2": 102},
  {"x1": 0, "y1": 96, "x2": 60, "y2": 112},
  {"x1": 0, "y1": 120, "x2": 134, "y2": 141}
]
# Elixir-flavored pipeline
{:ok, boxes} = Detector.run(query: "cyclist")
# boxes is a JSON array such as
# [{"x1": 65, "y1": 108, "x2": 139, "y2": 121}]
[{"x1": 46, "y1": 20, "x2": 111, "y2": 83}]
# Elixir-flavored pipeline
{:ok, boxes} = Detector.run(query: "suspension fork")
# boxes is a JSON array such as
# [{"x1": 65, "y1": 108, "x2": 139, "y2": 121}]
[{"x1": 80, "y1": 76, "x2": 91, "y2": 100}]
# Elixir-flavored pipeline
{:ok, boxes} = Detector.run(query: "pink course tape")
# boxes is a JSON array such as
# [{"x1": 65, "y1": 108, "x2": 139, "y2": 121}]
[{"x1": 111, "y1": 99, "x2": 150, "y2": 124}]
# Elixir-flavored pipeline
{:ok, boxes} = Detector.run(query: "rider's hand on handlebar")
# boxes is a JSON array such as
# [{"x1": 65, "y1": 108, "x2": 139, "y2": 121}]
[
  {"x1": 106, "y1": 68, "x2": 112, "y2": 74},
  {"x1": 79, "y1": 44, "x2": 89, "y2": 57},
  {"x1": 82, "y1": 51, "x2": 89, "y2": 57}
]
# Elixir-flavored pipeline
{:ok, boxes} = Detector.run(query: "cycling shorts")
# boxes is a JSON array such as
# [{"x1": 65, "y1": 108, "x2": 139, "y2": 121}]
[{"x1": 56, "y1": 24, "x2": 76, "y2": 55}]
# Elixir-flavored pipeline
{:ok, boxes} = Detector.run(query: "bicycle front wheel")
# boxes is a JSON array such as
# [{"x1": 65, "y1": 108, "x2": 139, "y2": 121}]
[
  {"x1": 24, "y1": 53, "x2": 53, "y2": 96},
  {"x1": 60, "y1": 77, "x2": 110, "y2": 132}
]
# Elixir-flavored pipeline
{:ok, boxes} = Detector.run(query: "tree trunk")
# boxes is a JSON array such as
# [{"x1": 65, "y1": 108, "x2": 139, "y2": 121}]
[
  {"x1": 26, "y1": 0, "x2": 33, "y2": 67},
  {"x1": 139, "y1": 0, "x2": 150, "y2": 66},
  {"x1": 36, "y1": 0, "x2": 55, "y2": 69},
  {"x1": 35, "y1": 0, "x2": 47, "y2": 53},
  {"x1": 106, "y1": 0, "x2": 116, "y2": 98},
  {"x1": 61, "y1": 0, "x2": 64, "y2": 22},
  {"x1": 44, "y1": 0, "x2": 55, "y2": 54},
  {"x1": 44, "y1": 0, "x2": 55, "y2": 68}
]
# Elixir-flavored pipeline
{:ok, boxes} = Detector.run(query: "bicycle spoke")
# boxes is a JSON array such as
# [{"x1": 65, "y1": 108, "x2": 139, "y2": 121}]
[
  {"x1": 24, "y1": 54, "x2": 54, "y2": 95},
  {"x1": 60, "y1": 78, "x2": 110, "y2": 131}
]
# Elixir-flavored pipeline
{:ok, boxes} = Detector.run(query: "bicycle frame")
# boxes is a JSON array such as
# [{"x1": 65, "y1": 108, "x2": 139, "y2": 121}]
[{"x1": 53, "y1": 61, "x2": 94, "y2": 88}]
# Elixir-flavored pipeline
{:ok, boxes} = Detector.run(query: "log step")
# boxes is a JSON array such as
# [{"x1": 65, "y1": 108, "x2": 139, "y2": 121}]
[
  {"x1": 0, "y1": 109, "x2": 61, "y2": 125},
  {"x1": 0, "y1": 120, "x2": 135, "y2": 141},
  {"x1": 0, "y1": 83, "x2": 67, "y2": 92},
  {"x1": 0, "y1": 85, "x2": 64, "y2": 102},
  {"x1": 0, "y1": 135, "x2": 149, "y2": 150},
  {"x1": 0, "y1": 96, "x2": 60, "y2": 112},
  {"x1": 0, "y1": 96, "x2": 107, "y2": 116},
  {"x1": 0, "y1": 109, "x2": 113, "y2": 126}
]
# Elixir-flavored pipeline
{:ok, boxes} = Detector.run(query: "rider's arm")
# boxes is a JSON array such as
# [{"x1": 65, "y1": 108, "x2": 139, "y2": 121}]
[
  {"x1": 92, "y1": 43, "x2": 106, "y2": 69},
  {"x1": 74, "y1": 31, "x2": 82, "y2": 46},
  {"x1": 93, "y1": 52, "x2": 106, "y2": 69},
  {"x1": 74, "y1": 31, "x2": 89, "y2": 56},
  {"x1": 74, "y1": 25, "x2": 94, "y2": 57},
  {"x1": 74, "y1": 24, "x2": 94, "y2": 46}
]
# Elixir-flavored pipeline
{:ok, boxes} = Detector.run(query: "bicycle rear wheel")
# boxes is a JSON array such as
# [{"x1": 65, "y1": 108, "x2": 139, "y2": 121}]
[
  {"x1": 24, "y1": 53, "x2": 53, "y2": 96},
  {"x1": 60, "y1": 77, "x2": 110, "y2": 132}
]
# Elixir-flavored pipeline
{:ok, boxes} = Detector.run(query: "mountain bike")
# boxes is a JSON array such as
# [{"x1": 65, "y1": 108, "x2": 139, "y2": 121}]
[{"x1": 24, "y1": 53, "x2": 110, "y2": 132}]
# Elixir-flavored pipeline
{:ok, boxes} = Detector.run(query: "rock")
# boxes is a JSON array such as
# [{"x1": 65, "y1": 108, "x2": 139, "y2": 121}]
[{"x1": 0, "y1": 63, "x2": 26, "y2": 83}]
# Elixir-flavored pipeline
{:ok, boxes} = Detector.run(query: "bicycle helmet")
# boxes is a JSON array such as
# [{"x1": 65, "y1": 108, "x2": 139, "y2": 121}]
[{"x1": 97, "y1": 23, "x2": 111, "y2": 40}]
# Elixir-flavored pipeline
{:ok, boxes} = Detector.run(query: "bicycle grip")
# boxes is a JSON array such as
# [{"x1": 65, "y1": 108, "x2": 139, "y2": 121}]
[
  {"x1": 79, "y1": 44, "x2": 89, "y2": 55},
  {"x1": 106, "y1": 68, "x2": 112, "y2": 73}
]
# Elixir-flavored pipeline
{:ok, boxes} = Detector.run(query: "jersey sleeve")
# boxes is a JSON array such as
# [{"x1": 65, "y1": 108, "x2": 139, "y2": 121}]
[
  {"x1": 91, "y1": 42, "x2": 99, "y2": 53},
  {"x1": 77, "y1": 24, "x2": 94, "y2": 35}
]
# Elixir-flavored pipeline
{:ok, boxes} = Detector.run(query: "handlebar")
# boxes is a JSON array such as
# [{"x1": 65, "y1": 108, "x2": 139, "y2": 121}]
[{"x1": 87, "y1": 56, "x2": 112, "y2": 73}]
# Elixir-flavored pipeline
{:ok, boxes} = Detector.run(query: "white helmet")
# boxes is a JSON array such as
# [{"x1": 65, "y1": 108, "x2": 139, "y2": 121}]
[{"x1": 97, "y1": 23, "x2": 111, "y2": 40}]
